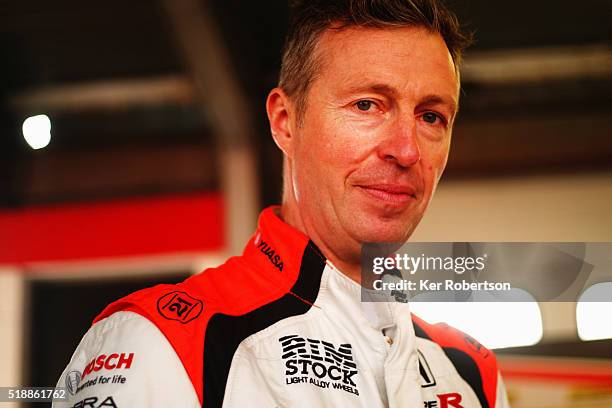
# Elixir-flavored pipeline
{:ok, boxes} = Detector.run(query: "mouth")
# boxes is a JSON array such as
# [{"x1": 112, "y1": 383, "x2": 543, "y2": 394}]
[{"x1": 356, "y1": 184, "x2": 417, "y2": 205}]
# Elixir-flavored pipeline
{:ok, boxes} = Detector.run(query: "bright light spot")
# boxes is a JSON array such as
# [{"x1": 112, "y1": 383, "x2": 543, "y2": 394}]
[
  {"x1": 410, "y1": 301, "x2": 543, "y2": 349},
  {"x1": 22, "y1": 114, "x2": 51, "y2": 150},
  {"x1": 577, "y1": 283, "x2": 612, "y2": 341}
]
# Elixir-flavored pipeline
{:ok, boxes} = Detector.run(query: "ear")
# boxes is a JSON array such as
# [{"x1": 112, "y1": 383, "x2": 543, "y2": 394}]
[{"x1": 266, "y1": 87, "x2": 295, "y2": 158}]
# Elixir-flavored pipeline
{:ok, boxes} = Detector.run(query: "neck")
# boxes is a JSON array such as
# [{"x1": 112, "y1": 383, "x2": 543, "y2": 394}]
[{"x1": 280, "y1": 201, "x2": 362, "y2": 283}]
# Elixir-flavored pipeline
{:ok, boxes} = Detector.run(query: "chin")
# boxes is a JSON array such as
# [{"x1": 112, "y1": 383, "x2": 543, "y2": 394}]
[
  {"x1": 350, "y1": 218, "x2": 415, "y2": 244},
  {"x1": 365, "y1": 231, "x2": 411, "y2": 244},
  {"x1": 338, "y1": 199, "x2": 423, "y2": 244}
]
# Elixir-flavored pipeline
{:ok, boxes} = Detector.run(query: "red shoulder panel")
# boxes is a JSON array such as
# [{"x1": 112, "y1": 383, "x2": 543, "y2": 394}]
[
  {"x1": 92, "y1": 206, "x2": 312, "y2": 405},
  {"x1": 412, "y1": 314, "x2": 498, "y2": 408},
  {"x1": 94, "y1": 283, "x2": 211, "y2": 405},
  {"x1": 92, "y1": 258, "x2": 301, "y2": 406}
]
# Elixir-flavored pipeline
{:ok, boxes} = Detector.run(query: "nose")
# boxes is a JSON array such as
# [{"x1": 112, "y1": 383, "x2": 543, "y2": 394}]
[{"x1": 377, "y1": 115, "x2": 421, "y2": 168}]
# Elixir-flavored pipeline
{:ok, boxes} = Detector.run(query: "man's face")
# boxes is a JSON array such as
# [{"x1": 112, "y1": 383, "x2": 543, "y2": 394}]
[{"x1": 289, "y1": 26, "x2": 459, "y2": 254}]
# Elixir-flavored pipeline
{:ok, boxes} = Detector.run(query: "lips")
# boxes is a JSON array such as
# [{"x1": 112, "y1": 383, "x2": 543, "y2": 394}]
[{"x1": 356, "y1": 184, "x2": 417, "y2": 205}]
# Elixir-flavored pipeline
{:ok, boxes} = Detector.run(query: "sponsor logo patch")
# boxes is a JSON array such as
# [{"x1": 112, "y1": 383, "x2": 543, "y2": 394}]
[
  {"x1": 81, "y1": 353, "x2": 134, "y2": 380},
  {"x1": 257, "y1": 238, "x2": 284, "y2": 271},
  {"x1": 418, "y1": 350, "x2": 436, "y2": 388},
  {"x1": 430, "y1": 393, "x2": 464, "y2": 408},
  {"x1": 157, "y1": 291, "x2": 203, "y2": 323},
  {"x1": 74, "y1": 373, "x2": 128, "y2": 395},
  {"x1": 71, "y1": 395, "x2": 117, "y2": 408},
  {"x1": 424, "y1": 393, "x2": 464, "y2": 408},
  {"x1": 65, "y1": 370, "x2": 81, "y2": 395},
  {"x1": 279, "y1": 335, "x2": 359, "y2": 396},
  {"x1": 464, "y1": 334, "x2": 490, "y2": 358}
]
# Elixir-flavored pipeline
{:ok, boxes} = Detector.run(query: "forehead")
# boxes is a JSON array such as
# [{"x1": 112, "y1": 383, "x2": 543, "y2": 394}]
[{"x1": 313, "y1": 25, "x2": 459, "y2": 99}]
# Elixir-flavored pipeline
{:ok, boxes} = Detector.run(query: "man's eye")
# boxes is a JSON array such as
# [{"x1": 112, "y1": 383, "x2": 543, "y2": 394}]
[
  {"x1": 422, "y1": 112, "x2": 441, "y2": 124},
  {"x1": 355, "y1": 100, "x2": 374, "y2": 111}
]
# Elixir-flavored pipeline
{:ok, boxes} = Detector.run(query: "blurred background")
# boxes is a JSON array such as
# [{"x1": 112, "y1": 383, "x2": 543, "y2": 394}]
[{"x1": 0, "y1": 1, "x2": 610, "y2": 407}]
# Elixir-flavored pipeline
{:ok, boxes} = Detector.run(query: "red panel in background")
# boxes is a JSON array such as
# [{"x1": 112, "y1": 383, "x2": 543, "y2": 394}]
[
  {"x1": 500, "y1": 358, "x2": 612, "y2": 386},
  {"x1": 0, "y1": 193, "x2": 224, "y2": 265}
]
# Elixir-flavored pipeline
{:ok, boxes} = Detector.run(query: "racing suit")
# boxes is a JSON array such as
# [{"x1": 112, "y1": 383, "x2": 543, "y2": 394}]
[{"x1": 55, "y1": 206, "x2": 510, "y2": 408}]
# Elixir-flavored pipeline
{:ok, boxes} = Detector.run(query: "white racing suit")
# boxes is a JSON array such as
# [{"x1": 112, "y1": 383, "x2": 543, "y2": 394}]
[{"x1": 55, "y1": 206, "x2": 510, "y2": 408}]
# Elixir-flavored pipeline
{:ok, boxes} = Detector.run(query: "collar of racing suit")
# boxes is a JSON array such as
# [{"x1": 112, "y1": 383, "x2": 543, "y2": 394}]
[{"x1": 253, "y1": 205, "x2": 410, "y2": 340}]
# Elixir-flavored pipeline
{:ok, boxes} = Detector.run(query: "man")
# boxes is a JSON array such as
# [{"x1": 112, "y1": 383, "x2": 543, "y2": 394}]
[{"x1": 56, "y1": 1, "x2": 510, "y2": 407}]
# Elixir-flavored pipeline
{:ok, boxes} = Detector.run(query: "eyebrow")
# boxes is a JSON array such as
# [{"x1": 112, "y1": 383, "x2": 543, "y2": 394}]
[
  {"x1": 418, "y1": 94, "x2": 459, "y2": 116},
  {"x1": 343, "y1": 82, "x2": 399, "y2": 98}
]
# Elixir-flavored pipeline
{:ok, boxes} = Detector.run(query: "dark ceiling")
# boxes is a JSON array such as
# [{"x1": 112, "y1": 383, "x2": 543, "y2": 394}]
[
  {"x1": 2, "y1": 0, "x2": 609, "y2": 87},
  {"x1": 1, "y1": 0, "x2": 611, "y2": 208}
]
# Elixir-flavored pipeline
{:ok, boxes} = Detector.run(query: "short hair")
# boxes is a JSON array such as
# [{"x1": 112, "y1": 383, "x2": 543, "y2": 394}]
[{"x1": 278, "y1": 0, "x2": 473, "y2": 124}]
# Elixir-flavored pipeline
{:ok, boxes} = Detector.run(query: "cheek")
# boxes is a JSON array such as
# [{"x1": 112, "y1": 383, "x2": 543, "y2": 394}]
[
  {"x1": 421, "y1": 140, "x2": 450, "y2": 186},
  {"x1": 292, "y1": 125, "x2": 343, "y2": 202},
  {"x1": 328, "y1": 120, "x2": 381, "y2": 179},
  {"x1": 302, "y1": 114, "x2": 370, "y2": 178}
]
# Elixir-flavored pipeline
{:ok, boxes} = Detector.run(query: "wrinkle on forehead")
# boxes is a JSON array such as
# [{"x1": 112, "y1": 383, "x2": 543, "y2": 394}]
[{"x1": 312, "y1": 25, "x2": 459, "y2": 99}]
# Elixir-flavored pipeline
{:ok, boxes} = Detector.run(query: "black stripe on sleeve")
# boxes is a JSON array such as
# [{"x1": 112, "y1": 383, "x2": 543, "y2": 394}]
[{"x1": 202, "y1": 242, "x2": 326, "y2": 407}]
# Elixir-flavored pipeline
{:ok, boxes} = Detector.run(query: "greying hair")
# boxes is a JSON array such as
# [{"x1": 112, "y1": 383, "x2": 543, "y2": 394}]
[{"x1": 278, "y1": 0, "x2": 473, "y2": 124}]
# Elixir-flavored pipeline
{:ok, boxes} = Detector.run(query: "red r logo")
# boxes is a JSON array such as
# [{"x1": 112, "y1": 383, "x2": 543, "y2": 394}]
[{"x1": 438, "y1": 393, "x2": 464, "y2": 408}]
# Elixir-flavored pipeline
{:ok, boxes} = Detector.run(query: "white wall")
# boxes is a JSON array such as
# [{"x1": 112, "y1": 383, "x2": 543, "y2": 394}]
[
  {"x1": 0, "y1": 269, "x2": 25, "y2": 394},
  {"x1": 413, "y1": 171, "x2": 612, "y2": 241}
]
